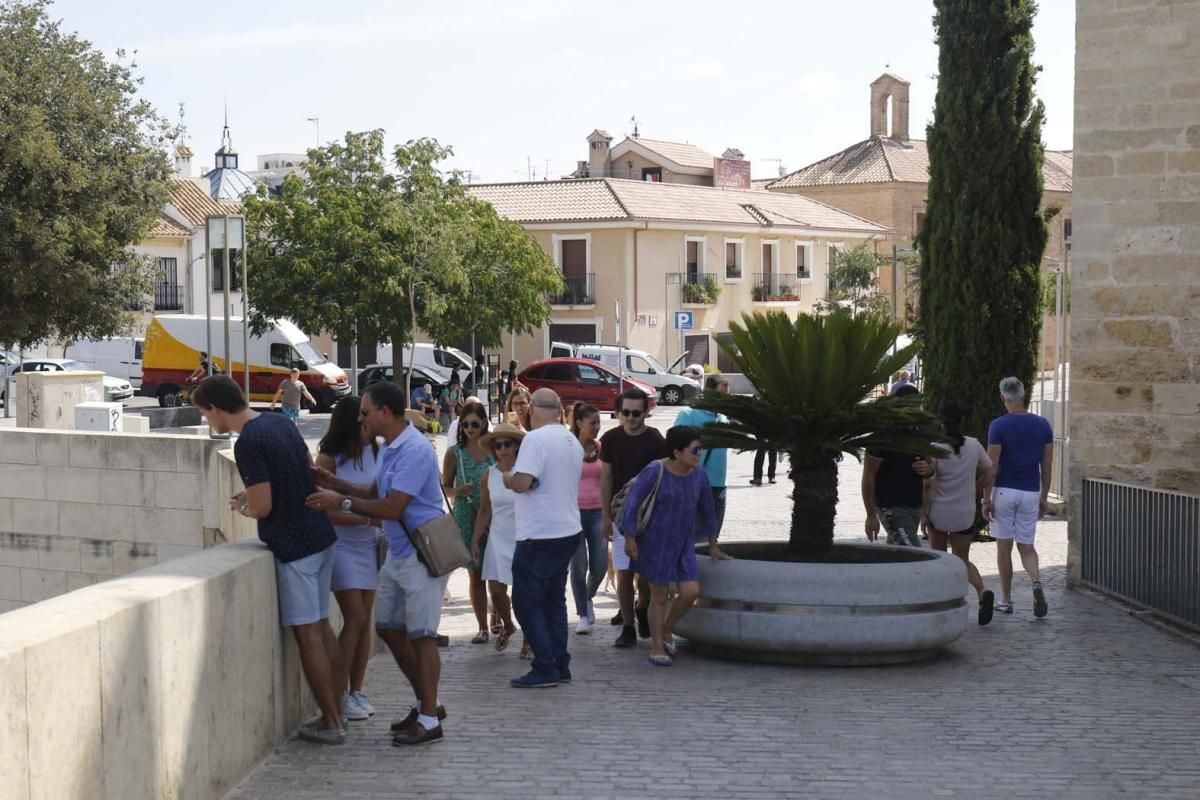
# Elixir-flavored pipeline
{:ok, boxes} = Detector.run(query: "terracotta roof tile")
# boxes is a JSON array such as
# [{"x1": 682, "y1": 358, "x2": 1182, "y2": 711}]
[
  {"x1": 615, "y1": 137, "x2": 716, "y2": 171},
  {"x1": 769, "y1": 138, "x2": 1073, "y2": 193},
  {"x1": 149, "y1": 215, "x2": 192, "y2": 238},
  {"x1": 167, "y1": 178, "x2": 239, "y2": 227},
  {"x1": 468, "y1": 178, "x2": 887, "y2": 234}
]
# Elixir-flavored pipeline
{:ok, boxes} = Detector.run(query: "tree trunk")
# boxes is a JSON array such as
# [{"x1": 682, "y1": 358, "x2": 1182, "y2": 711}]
[
  {"x1": 391, "y1": 325, "x2": 407, "y2": 399},
  {"x1": 788, "y1": 455, "x2": 839, "y2": 552}
]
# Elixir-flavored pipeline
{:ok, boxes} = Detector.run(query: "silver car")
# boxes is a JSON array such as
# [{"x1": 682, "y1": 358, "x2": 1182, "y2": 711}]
[{"x1": 8, "y1": 358, "x2": 134, "y2": 403}]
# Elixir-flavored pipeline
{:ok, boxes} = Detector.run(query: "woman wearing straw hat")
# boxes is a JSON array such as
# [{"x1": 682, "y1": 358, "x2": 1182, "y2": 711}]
[{"x1": 472, "y1": 422, "x2": 525, "y2": 652}]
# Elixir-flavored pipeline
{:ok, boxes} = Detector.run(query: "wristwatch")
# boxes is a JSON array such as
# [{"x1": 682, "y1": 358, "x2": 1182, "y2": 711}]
[{"x1": 340, "y1": 497, "x2": 353, "y2": 512}]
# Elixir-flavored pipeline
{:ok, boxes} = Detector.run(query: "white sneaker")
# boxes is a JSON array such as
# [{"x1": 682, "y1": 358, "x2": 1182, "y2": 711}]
[
  {"x1": 576, "y1": 616, "x2": 593, "y2": 635},
  {"x1": 587, "y1": 600, "x2": 596, "y2": 624},
  {"x1": 351, "y1": 691, "x2": 375, "y2": 716},
  {"x1": 342, "y1": 692, "x2": 369, "y2": 722}
]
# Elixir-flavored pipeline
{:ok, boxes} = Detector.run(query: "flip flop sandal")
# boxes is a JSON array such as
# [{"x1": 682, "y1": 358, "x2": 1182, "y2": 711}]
[
  {"x1": 647, "y1": 654, "x2": 673, "y2": 667},
  {"x1": 471, "y1": 630, "x2": 489, "y2": 645},
  {"x1": 663, "y1": 637, "x2": 678, "y2": 657},
  {"x1": 490, "y1": 609, "x2": 503, "y2": 635},
  {"x1": 1033, "y1": 585, "x2": 1048, "y2": 618},
  {"x1": 519, "y1": 643, "x2": 533, "y2": 660},
  {"x1": 496, "y1": 628, "x2": 514, "y2": 652},
  {"x1": 994, "y1": 601, "x2": 1014, "y2": 614},
  {"x1": 978, "y1": 590, "x2": 995, "y2": 626}
]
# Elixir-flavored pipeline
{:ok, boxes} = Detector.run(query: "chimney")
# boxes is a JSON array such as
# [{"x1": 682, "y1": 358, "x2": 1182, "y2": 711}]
[
  {"x1": 586, "y1": 129, "x2": 612, "y2": 178},
  {"x1": 869, "y1": 73, "x2": 911, "y2": 141},
  {"x1": 174, "y1": 143, "x2": 194, "y2": 177}
]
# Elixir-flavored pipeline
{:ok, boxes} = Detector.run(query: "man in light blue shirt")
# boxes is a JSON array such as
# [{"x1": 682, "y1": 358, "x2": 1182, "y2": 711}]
[
  {"x1": 675, "y1": 374, "x2": 731, "y2": 542},
  {"x1": 308, "y1": 381, "x2": 449, "y2": 746}
]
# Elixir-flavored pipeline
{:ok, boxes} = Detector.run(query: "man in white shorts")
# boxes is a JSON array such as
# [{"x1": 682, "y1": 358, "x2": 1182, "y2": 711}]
[
  {"x1": 984, "y1": 376, "x2": 1054, "y2": 618},
  {"x1": 308, "y1": 380, "x2": 450, "y2": 745}
]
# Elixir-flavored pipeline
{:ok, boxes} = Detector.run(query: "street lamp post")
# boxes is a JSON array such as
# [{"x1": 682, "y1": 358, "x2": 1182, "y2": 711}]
[{"x1": 205, "y1": 214, "x2": 247, "y2": 390}]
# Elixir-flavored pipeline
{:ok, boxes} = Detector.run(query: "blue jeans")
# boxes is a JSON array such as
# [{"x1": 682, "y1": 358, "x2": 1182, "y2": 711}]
[
  {"x1": 570, "y1": 509, "x2": 606, "y2": 617},
  {"x1": 512, "y1": 532, "x2": 581, "y2": 679}
]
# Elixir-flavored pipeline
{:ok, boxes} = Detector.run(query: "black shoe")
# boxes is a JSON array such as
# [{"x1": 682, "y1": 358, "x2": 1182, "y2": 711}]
[
  {"x1": 392, "y1": 723, "x2": 444, "y2": 746},
  {"x1": 978, "y1": 590, "x2": 995, "y2": 626},
  {"x1": 636, "y1": 605, "x2": 651, "y2": 639},
  {"x1": 615, "y1": 626, "x2": 637, "y2": 648},
  {"x1": 610, "y1": 612, "x2": 624, "y2": 626},
  {"x1": 559, "y1": 667, "x2": 572, "y2": 683},
  {"x1": 768, "y1": 477, "x2": 776, "y2": 484},
  {"x1": 749, "y1": 479, "x2": 763, "y2": 486},
  {"x1": 1033, "y1": 584, "x2": 1048, "y2": 618},
  {"x1": 390, "y1": 705, "x2": 447, "y2": 734}
]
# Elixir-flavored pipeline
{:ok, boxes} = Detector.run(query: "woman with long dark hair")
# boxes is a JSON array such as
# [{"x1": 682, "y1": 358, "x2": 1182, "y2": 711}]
[
  {"x1": 569, "y1": 402, "x2": 606, "y2": 634},
  {"x1": 921, "y1": 400, "x2": 997, "y2": 625},
  {"x1": 316, "y1": 396, "x2": 381, "y2": 721},
  {"x1": 441, "y1": 401, "x2": 495, "y2": 643}
]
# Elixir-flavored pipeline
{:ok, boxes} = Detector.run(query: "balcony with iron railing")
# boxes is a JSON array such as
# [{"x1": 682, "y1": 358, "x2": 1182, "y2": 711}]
[
  {"x1": 548, "y1": 273, "x2": 596, "y2": 307},
  {"x1": 674, "y1": 272, "x2": 721, "y2": 306},
  {"x1": 154, "y1": 283, "x2": 184, "y2": 311},
  {"x1": 752, "y1": 272, "x2": 804, "y2": 302}
]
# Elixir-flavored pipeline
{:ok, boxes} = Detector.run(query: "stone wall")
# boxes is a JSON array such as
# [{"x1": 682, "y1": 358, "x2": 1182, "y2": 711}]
[
  {"x1": 1069, "y1": 0, "x2": 1200, "y2": 582},
  {"x1": 0, "y1": 540, "x2": 318, "y2": 800},
  {"x1": 0, "y1": 429, "x2": 231, "y2": 611}
]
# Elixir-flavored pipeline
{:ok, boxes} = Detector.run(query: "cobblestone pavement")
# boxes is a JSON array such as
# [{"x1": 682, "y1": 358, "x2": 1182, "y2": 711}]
[{"x1": 225, "y1": 409, "x2": 1200, "y2": 800}]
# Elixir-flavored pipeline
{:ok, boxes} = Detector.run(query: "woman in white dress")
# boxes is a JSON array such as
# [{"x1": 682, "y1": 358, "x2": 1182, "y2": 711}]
[{"x1": 471, "y1": 423, "x2": 524, "y2": 652}]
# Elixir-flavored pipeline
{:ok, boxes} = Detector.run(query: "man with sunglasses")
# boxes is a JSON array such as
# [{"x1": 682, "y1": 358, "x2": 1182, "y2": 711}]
[
  {"x1": 600, "y1": 387, "x2": 665, "y2": 648},
  {"x1": 307, "y1": 380, "x2": 450, "y2": 745},
  {"x1": 502, "y1": 388, "x2": 583, "y2": 688}
]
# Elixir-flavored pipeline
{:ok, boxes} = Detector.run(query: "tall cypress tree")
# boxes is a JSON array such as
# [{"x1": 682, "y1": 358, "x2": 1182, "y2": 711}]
[{"x1": 917, "y1": 0, "x2": 1048, "y2": 440}]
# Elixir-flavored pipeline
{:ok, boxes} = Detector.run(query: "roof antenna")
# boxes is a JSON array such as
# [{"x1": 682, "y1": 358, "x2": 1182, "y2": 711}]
[{"x1": 630, "y1": 115, "x2": 640, "y2": 138}]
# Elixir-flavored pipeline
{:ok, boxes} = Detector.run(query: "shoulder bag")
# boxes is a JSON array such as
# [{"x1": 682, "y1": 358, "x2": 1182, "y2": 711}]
[
  {"x1": 397, "y1": 482, "x2": 471, "y2": 578},
  {"x1": 609, "y1": 459, "x2": 666, "y2": 537}
]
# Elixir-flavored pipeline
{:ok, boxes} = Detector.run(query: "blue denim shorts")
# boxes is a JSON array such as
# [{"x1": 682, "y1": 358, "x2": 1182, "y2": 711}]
[{"x1": 275, "y1": 545, "x2": 334, "y2": 626}]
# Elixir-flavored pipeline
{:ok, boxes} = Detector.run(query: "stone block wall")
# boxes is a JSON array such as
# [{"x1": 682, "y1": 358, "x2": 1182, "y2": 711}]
[
  {"x1": 0, "y1": 429, "x2": 231, "y2": 611},
  {"x1": 1069, "y1": 0, "x2": 1200, "y2": 582}
]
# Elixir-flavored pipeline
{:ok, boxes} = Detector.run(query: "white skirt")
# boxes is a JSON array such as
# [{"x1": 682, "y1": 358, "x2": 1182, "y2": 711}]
[{"x1": 482, "y1": 524, "x2": 516, "y2": 585}]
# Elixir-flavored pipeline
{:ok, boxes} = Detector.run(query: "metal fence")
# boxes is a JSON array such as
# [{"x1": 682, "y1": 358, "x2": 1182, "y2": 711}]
[
  {"x1": 1081, "y1": 478, "x2": 1200, "y2": 630},
  {"x1": 547, "y1": 273, "x2": 595, "y2": 306}
]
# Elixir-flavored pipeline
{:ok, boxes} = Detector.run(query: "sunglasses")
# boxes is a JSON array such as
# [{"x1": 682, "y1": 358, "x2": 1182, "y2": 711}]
[
  {"x1": 462, "y1": 420, "x2": 484, "y2": 429},
  {"x1": 492, "y1": 439, "x2": 516, "y2": 450},
  {"x1": 685, "y1": 445, "x2": 703, "y2": 456},
  {"x1": 619, "y1": 408, "x2": 644, "y2": 418}
]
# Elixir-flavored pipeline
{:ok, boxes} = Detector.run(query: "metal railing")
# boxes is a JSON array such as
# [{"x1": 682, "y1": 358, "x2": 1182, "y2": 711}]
[
  {"x1": 674, "y1": 272, "x2": 720, "y2": 304},
  {"x1": 154, "y1": 283, "x2": 184, "y2": 311},
  {"x1": 1082, "y1": 478, "x2": 1200, "y2": 630},
  {"x1": 548, "y1": 273, "x2": 595, "y2": 306},
  {"x1": 753, "y1": 272, "x2": 803, "y2": 300}
]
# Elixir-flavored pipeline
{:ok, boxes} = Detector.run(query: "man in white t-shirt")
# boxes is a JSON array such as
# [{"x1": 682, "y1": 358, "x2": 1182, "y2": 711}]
[{"x1": 503, "y1": 387, "x2": 583, "y2": 688}]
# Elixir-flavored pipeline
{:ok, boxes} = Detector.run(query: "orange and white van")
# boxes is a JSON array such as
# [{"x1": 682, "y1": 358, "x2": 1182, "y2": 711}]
[{"x1": 142, "y1": 314, "x2": 350, "y2": 410}]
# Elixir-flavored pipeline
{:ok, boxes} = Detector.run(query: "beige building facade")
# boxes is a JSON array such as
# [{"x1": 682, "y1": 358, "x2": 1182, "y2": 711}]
[{"x1": 468, "y1": 179, "x2": 887, "y2": 370}]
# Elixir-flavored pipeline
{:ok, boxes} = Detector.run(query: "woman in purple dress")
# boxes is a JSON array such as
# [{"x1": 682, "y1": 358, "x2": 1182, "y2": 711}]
[{"x1": 621, "y1": 425, "x2": 726, "y2": 666}]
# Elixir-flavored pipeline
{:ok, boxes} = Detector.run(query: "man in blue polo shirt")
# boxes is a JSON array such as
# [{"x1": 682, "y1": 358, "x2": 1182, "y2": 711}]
[{"x1": 308, "y1": 381, "x2": 449, "y2": 746}]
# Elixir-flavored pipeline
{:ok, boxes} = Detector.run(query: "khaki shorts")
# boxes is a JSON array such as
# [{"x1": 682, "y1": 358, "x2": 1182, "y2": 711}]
[{"x1": 375, "y1": 553, "x2": 449, "y2": 639}]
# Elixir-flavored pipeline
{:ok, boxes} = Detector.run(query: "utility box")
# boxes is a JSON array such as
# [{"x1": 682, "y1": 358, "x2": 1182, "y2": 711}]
[
  {"x1": 75, "y1": 401, "x2": 123, "y2": 432},
  {"x1": 16, "y1": 371, "x2": 105, "y2": 429}
]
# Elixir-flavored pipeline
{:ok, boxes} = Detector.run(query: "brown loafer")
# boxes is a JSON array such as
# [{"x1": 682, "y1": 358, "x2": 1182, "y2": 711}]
[
  {"x1": 392, "y1": 723, "x2": 443, "y2": 746},
  {"x1": 390, "y1": 705, "x2": 447, "y2": 734}
]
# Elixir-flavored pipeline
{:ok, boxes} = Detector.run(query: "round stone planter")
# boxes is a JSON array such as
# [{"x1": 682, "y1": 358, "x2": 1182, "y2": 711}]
[{"x1": 674, "y1": 542, "x2": 968, "y2": 665}]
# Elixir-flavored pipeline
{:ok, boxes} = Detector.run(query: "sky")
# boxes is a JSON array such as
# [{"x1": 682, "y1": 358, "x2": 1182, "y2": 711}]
[{"x1": 46, "y1": 0, "x2": 1077, "y2": 183}]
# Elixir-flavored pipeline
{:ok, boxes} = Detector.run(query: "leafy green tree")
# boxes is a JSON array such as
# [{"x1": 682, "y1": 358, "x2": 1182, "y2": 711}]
[
  {"x1": 0, "y1": 0, "x2": 171, "y2": 350},
  {"x1": 692, "y1": 312, "x2": 945, "y2": 553},
  {"x1": 917, "y1": 0, "x2": 1048, "y2": 439},
  {"x1": 817, "y1": 242, "x2": 891, "y2": 320}
]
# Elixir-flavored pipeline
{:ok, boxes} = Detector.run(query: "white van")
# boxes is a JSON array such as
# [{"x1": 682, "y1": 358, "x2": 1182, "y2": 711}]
[
  {"x1": 65, "y1": 337, "x2": 144, "y2": 389},
  {"x1": 376, "y1": 342, "x2": 473, "y2": 375},
  {"x1": 142, "y1": 314, "x2": 350, "y2": 410},
  {"x1": 550, "y1": 342, "x2": 701, "y2": 405}
]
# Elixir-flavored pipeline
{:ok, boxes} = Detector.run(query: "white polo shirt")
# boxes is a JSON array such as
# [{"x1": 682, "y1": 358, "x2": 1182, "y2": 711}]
[{"x1": 512, "y1": 424, "x2": 584, "y2": 541}]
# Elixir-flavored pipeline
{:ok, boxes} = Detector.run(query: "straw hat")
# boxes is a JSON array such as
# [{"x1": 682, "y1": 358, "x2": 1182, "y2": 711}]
[{"x1": 479, "y1": 422, "x2": 526, "y2": 450}]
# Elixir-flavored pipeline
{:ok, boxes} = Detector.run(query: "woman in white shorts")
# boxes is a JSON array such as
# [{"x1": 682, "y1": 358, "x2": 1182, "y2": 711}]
[
  {"x1": 316, "y1": 397, "x2": 381, "y2": 721},
  {"x1": 921, "y1": 400, "x2": 997, "y2": 625},
  {"x1": 471, "y1": 423, "x2": 524, "y2": 653},
  {"x1": 984, "y1": 377, "x2": 1055, "y2": 618}
]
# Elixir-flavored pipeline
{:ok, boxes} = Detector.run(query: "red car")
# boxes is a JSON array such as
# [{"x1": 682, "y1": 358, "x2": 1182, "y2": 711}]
[{"x1": 518, "y1": 357, "x2": 658, "y2": 412}]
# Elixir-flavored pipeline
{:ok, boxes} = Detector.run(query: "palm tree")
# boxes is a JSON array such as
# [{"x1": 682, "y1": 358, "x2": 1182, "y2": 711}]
[{"x1": 692, "y1": 311, "x2": 946, "y2": 554}]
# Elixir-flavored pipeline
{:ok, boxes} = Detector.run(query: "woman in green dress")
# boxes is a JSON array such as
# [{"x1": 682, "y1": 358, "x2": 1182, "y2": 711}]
[{"x1": 441, "y1": 401, "x2": 495, "y2": 643}]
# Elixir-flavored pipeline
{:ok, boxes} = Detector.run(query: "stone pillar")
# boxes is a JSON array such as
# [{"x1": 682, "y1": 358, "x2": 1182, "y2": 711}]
[{"x1": 1069, "y1": 0, "x2": 1200, "y2": 584}]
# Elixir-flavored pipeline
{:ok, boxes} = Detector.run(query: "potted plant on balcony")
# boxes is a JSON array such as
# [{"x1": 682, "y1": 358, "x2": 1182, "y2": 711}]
[
  {"x1": 675, "y1": 310, "x2": 967, "y2": 664},
  {"x1": 752, "y1": 284, "x2": 768, "y2": 302}
]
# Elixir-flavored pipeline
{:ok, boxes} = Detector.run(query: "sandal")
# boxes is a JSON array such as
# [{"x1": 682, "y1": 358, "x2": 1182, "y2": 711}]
[
  {"x1": 471, "y1": 630, "x2": 489, "y2": 645},
  {"x1": 489, "y1": 608, "x2": 503, "y2": 635},
  {"x1": 647, "y1": 653, "x2": 673, "y2": 667},
  {"x1": 496, "y1": 627, "x2": 515, "y2": 652},
  {"x1": 994, "y1": 601, "x2": 1014, "y2": 615},
  {"x1": 663, "y1": 637, "x2": 678, "y2": 657},
  {"x1": 519, "y1": 642, "x2": 533, "y2": 660}
]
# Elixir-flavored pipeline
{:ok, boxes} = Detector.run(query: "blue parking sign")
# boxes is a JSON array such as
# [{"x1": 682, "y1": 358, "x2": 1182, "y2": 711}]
[{"x1": 674, "y1": 311, "x2": 694, "y2": 330}]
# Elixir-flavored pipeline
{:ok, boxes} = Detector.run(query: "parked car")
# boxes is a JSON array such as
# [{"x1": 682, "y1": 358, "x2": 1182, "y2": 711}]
[
  {"x1": 375, "y1": 343, "x2": 475, "y2": 392},
  {"x1": 8, "y1": 359, "x2": 134, "y2": 403},
  {"x1": 549, "y1": 342, "x2": 700, "y2": 405},
  {"x1": 65, "y1": 337, "x2": 144, "y2": 389},
  {"x1": 517, "y1": 357, "x2": 657, "y2": 412},
  {"x1": 357, "y1": 363, "x2": 453, "y2": 397}
]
